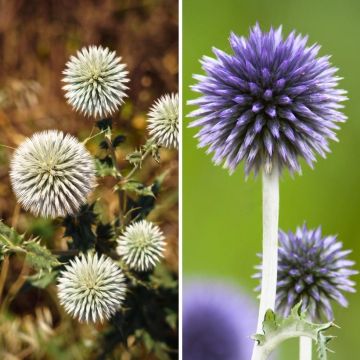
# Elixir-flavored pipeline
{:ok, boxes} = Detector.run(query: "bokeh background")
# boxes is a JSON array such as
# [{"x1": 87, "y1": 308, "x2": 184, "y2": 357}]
[
  {"x1": 183, "y1": 0, "x2": 360, "y2": 358},
  {"x1": 0, "y1": 0, "x2": 178, "y2": 359}
]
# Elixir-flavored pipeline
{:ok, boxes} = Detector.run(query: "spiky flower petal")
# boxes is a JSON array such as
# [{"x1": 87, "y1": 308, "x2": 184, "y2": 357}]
[
  {"x1": 147, "y1": 93, "x2": 179, "y2": 149},
  {"x1": 10, "y1": 130, "x2": 96, "y2": 218},
  {"x1": 189, "y1": 24, "x2": 347, "y2": 175},
  {"x1": 57, "y1": 253, "x2": 126, "y2": 323},
  {"x1": 116, "y1": 220, "x2": 165, "y2": 271},
  {"x1": 62, "y1": 45, "x2": 129, "y2": 118},
  {"x1": 183, "y1": 279, "x2": 257, "y2": 360},
  {"x1": 254, "y1": 224, "x2": 358, "y2": 321}
]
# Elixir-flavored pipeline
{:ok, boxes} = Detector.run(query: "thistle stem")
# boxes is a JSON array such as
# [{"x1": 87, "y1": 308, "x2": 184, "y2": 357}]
[
  {"x1": 124, "y1": 147, "x2": 153, "y2": 180},
  {"x1": 1, "y1": 259, "x2": 29, "y2": 311},
  {"x1": 252, "y1": 165, "x2": 280, "y2": 360},
  {"x1": 82, "y1": 129, "x2": 106, "y2": 144},
  {"x1": 300, "y1": 336, "x2": 312, "y2": 360},
  {"x1": 105, "y1": 136, "x2": 122, "y2": 179},
  {"x1": 0, "y1": 255, "x2": 10, "y2": 305}
]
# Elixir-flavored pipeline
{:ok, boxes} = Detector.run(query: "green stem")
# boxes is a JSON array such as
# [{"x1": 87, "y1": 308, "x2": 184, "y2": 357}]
[
  {"x1": 106, "y1": 136, "x2": 122, "y2": 179},
  {"x1": 125, "y1": 147, "x2": 153, "y2": 181},
  {"x1": 82, "y1": 129, "x2": 106, "y2": 144}
]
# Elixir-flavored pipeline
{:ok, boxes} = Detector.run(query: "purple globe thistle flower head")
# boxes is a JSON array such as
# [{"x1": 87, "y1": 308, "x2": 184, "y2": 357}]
[
  {"x1": 183, "y1": 278, "x2": 257, "y2": 360},
  {"x1": 189, "y1": 24, "x2": 347, "y2": 176},
  {"x1": 254, "y1": 224, "x2": 358, "y2": 321}
]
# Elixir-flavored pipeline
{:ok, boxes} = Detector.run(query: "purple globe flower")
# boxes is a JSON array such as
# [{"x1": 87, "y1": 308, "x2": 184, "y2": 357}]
[
  {"x1": 189, "y1": 24, "x2": 347, "y2": 175},
  {"x1": 254, "y1": 224, "x2": 357, "y2": 321},
  {"x1": 183, "y1": 279, "x2": 257, "y2": 360}
]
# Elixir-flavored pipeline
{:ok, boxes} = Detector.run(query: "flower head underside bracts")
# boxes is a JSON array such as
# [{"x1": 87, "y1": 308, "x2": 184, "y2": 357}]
[
  {"x1": 254, "y1": 224, "x2": 357, "y2": 321},
  {"x1": 10, "y1": 130, "x2": 96, "y2": 218},
  {"x1": 183, "y1": 279, "x2": 257, "y2": 360},
  {"x1": 189, "y1": 24, "x2": 347, "y2": 175},
  {"x1": 117, "y1": 220, "x2": 165, "y2": 271},
  {"x1": 57, "y1": 252, "x2": 126, "y2": 323},
  {"x1": 62, "y1": 45, "x2": 129, "y2": 118},
  {"x1": 147, "y1": 93, "x2": 179, "y2": 149}
]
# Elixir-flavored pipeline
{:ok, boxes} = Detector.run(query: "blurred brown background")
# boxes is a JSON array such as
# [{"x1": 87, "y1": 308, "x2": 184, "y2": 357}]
[{"x1": 0, "y1": 0, "x2": 178, "y2": 358}]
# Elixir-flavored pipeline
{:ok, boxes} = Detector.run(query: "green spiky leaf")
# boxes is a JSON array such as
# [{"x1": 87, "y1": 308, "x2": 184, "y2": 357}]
[
  {"x1": 126, "y1": 150, "x2": 143, "y2": 166},
  {"x1": 121, "y1": 181, "x2": 155, "y2": 197},
  {"x1": 23, "y1": 238, "x2": 60, "y2": 274},
  {"x1": 252, "y1": 302, "x2": 335, "y2": 360},
  {"x1": 95, "y1": 158, "x2": 118, "y2": 177},
  {"x1": 0, "y1": 220, "x2": 25, "y2": 250},
  {"x1": 28, "y1": 270, "x2": 58, "y2": 288},
  {"x1": 0, "y1": 220, "x2": 60, "y2": 281}
]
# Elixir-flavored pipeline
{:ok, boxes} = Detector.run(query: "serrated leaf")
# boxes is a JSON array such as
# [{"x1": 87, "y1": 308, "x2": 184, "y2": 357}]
[
  {"x1": 290, "y1": 301, "x2": 304, "y2": 318},
  {"x1": 262, "y1": 309, "x2": 278, "y2": 334},
  {"x1": 28, "y1": 270, "x2": 58, "y2": 288},
  {"x1": 317, "y1": 333, "x2": 329, "y2": 360},
  {"x1": 121, "y1": 181, "x2": 155, "y2": 197},
  {"x1": 0, "y1": 220, "x2": 24, "y2": 249},
  {"x1": 126, "y1": 150, "x2": 143, "y2": 166},
  {"x1": 252, "y1": 302, "x2": 335, "y2": 360},
  {"x1": 142, "y1": 139, "x2": 161, "y2": 163},
  {"x1": 23, "y1": 238, "x2": 60, "y2": 274},
  {"x1": 126, "y1": 182, "x2": 160, "y2": 221},
  {"x1": 0, "y1": 221, "x2": 60, "y2": 278},
  {"x1": 95, "y1": 158, "x2": 117, "y2": 177}
]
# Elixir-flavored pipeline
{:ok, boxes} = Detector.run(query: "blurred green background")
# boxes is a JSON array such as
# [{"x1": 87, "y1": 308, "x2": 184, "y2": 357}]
[{"x1": 183, "y1": 0, "x2": 360, "y2": 358}]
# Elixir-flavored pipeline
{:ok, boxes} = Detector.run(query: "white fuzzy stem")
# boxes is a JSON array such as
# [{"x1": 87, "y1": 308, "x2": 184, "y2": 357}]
[
  {"x1": 251, "y1": 166, "x2": 280, "y2": 360},
  {"x1": 300, "y1": 336, "x2": 312, "y2": 360}
]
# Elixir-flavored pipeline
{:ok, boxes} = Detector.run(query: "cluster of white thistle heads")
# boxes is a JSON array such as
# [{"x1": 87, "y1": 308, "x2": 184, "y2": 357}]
[{"x1": 7, "y1": 45, "x2": 178, "y2": 323}]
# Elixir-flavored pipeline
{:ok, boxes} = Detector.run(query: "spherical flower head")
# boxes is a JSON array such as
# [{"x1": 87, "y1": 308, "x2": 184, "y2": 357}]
[
  {"x1": 189, "y1": 24, "x2": 347, "y2": 175},
  {"x1": 57, "y1": 252, "x2": 126, "y2": 323},
  {"x1": 183, "y1": 279, "x2": 257, "y2": 360},
  {"x1": 10, "y1": 130, "x2": 96, "y2": 218},
  {"x1": 147, "y1": 93, "x2": 179, "y2": 149},
  {"x1": 62, "y1": 45, "x2": 129, "y2": 118},
  {"x1": 254, "y1": 224, "x2": 357, "y2": 321},
  {"x1": 116, "y1": 220, "x2": 165, "y2": 272}
]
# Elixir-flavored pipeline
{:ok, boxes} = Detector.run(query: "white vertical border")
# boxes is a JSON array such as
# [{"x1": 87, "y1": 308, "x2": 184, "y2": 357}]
[{"x1": 178, "y1": 0, "x2": 183, "y2": 359}]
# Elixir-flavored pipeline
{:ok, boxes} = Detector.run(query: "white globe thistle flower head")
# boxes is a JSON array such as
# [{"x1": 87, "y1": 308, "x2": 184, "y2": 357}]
[
  {"x1": 117, "y1": 220, "x2": 166, "y2": 271},
  {"x1": 10, "y1": 130, "x2": 96, "y2": 218},
  {"x1": 62, "y1": 45, "x2": 129, "y2": 118},
  {"x1": 147, "y1": 93, "x2": 179, "y2": 149},
  {"x1": 57, "y1": 252, "x2": 126, "y2": 323}
]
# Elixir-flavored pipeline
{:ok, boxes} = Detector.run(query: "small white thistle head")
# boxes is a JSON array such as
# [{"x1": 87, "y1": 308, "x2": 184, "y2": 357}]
[
  {"x1": 62, "y1": 45, "x2": 129, "y2": 118},
  {"x1": 117, "y1": 220, "x2": 166, "y2": 271},
  {"x1": 10, "y1": 130, "x2": 96, "y2": 218},
  {"x1": 57, "y1": 252, "x2": 126, "y2": 323},
  {"x1": 147, "y1": 93, "x2": 179, "y2": 149}
]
